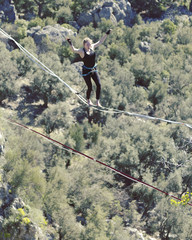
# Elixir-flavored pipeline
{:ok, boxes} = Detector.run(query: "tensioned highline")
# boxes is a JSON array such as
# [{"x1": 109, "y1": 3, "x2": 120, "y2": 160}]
[
  {"x1": 0, "y1": 27, "x2": 192, "y2": 129},
  {"x1": 3, "y1": 117, "x2": 192, "y2": 207}
]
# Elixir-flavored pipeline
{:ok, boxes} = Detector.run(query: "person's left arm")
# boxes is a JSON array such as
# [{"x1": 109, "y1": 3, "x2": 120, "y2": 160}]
[{"x1": 92, "y1": 29, "x2": 112, "y2": 49}]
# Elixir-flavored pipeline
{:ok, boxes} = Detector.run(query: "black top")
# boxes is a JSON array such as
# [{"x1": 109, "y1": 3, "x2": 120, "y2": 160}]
[{"x1": 82, "y1": 48, "x2": 96, "y2": 68}]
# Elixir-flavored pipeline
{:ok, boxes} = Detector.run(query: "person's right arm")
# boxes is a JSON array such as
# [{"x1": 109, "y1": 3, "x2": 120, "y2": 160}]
[{"x1": 67, "y1": 39, "x2": 84, "y2": 58}]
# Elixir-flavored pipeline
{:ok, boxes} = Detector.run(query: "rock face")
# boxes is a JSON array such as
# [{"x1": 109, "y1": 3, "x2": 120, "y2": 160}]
[
  {"x1": 27, "y1": 24, "x2": 77, "y2": 46},
  {"x1": 0, "y1": 0, "x2": 17, "y2": 23},
  {"x1": 161, "y1": 4, "x2": 192, "y2": 21},
  {"x1": 0, "y1": 132, "x2": 5, "y2": 156},
  {"x1": 77, "y1": 0, "x2": 135, "y2": 27},
  {"x1": 146, "y1": 4, "x2": 192, "y2": 23},
  {"x1": 139, "y1": 41, "x2": 151, "y2": 53},
  {"x1": 0, "y1": 181, "x2": 53, "y2": 239},
  {"x1": 0, "y1": 130, "x2": 53, "y2": 239},
  {"x1": 0, "y1": 181, "x2": 14, "y2": 229}
]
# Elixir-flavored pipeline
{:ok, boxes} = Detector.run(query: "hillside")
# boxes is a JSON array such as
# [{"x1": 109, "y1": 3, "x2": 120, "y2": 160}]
[{"x1": 1, "y1": 0, "x2": 192, "y2": 239}]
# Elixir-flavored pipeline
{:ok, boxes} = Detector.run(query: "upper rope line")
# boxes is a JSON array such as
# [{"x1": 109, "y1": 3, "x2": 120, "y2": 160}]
[
  {"x1": 0, "y1": 27, "x2": 76, "y2": 94},
  {"x1": 2, "y1": 116, "x2": 192, "y2": 207},
  {"x1": 1, "y1": 27, "x2": 192, "y2": 129}
]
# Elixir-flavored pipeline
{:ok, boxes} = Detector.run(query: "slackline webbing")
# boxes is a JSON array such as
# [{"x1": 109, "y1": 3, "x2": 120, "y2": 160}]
[
  {"x1": 3, "y1": 117, "x2": 192, "y2": 207},
  {"x1": 0, "y1": 28, "x2": 192, "y2": 130}
]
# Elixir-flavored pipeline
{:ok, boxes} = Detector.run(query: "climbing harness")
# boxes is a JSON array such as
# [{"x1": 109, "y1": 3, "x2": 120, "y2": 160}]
[{"x1": 82, "y1": 64, "x2": 98, "y2": 76}]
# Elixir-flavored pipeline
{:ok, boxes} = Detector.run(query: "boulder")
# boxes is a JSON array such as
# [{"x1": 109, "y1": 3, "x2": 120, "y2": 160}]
[
  {"x1": 69, "y1": 21, "x2": 80, "y2": 30},
  {"x1": 99, "y1": 6, "x2": 113, "y2": 20},
  {"x1": 0, "y1": 132, "x2": 5, "y2": 155},
  {"x1": 27, "y1": 24, "x2": 77, "y2": 46},
  {"x1": 0, "y1": 214, "x2": 3, "y2": 230},
  {"x1": 18, "y1": 223, "x2": 46, "y2": 240},
  {"x1": 139, "y1": 41, "x2": 151, "y2": 53},
  {"x1": 77, "y1": 0, "x2": 135, "y2": 27},
  {"x1": 27, "y1": 26, "x2": 42, "y2": 39},
  {"x1": 12, "y1": 197, "x2": 25, "y2": 210},
  {"x1": 113, "y1": 3, "x2": 126, "y2": 22},
  {"x1": 77, "y1": 12, "x2": 94, "y2": 27},
  {"x1": 0, "y1": 0, "x2": 18, "y2": 23},
  {"x1": 0, "y1": 180, "x2": 53, "y2": 239}
]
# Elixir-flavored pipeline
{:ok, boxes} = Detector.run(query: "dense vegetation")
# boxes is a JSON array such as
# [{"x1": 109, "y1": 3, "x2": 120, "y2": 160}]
[{"x1": 1, "y1": 0, "x2": 192, "y2": 239}]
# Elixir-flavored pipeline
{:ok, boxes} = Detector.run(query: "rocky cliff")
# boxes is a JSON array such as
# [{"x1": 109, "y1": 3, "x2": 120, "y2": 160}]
[
  {"x1": 27, "y1": 24, "x2": 77, "y2": 47},
  {"x1": 0, "y1": 131, "x2": 54, "y2": 240},
  {"x1": 77, "y1": 0, "x2": 135, "y2": 28}
]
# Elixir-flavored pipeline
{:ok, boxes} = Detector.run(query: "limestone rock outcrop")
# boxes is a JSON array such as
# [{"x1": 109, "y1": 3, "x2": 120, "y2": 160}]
[
  {"x1": 77, "y1": 0, "x2": 135, "y2": 27},
  {"x1": 27, "y1": 24, "x2": 77, "y2": 46}
]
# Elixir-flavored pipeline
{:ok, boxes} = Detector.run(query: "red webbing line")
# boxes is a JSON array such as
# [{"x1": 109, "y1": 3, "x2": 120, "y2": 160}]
[
  {"x1": 8, "y1": 119, "x2": 95, "y2": 161},
  {"x1": 6, "y1": 118, "x2": 192, "y2": 207},
  {"x1": 96, "y1": 160, "x2": 192, "y2": 205}
]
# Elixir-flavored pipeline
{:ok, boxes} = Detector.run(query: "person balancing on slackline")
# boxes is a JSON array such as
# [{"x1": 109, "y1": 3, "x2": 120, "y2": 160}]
[{"x1": 67, "y1": 29, "x2": 112, "y2": 107}]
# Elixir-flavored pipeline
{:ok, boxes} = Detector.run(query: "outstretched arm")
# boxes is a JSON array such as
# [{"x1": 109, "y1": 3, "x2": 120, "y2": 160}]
[
  {"x1": 67, "y1": 39, "x2": 84, "y2": 58},
  {"x1": 93, "y1": 29, "x2": 112, "y2": 49}
]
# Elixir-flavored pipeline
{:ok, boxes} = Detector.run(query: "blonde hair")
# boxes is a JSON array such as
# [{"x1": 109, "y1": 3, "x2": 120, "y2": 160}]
[{"x1": 83, "y1": 37, "x2": 93, "y2": 46}]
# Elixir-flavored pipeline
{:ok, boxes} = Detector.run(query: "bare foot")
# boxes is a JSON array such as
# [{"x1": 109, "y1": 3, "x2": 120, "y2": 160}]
[
  {"x1": 96, "y1": 100, "x2": 102, "y2": 107},
  {"x1": 87, "y1": 99, "x2": 93, "y2": 106}
]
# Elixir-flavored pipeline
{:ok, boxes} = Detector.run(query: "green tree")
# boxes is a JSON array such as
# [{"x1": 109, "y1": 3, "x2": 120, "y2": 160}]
[
  {"x1": 148, "y1": 80, "x2": 168, "y2": 110},
  {"x1": 33, "y1": 0, "x2": 53, "y2": 17},
  {"x1": 28, "y1": 53, "x2": 70, "y2": 107},
  {"x1": 108, "y1": 43, "x2": 129, "y2": 65},
  {"x1": 37, "y1": 102, "x2": 72, "y2": 134},
  {"x1": 14, "y1": 0, "x2": 54, "y2": 18},
  {"x1": 161, "y1": 19, "x2": 177, "y2": 35},
  {"x1": 11, "y1": 49, "x2": 32, "y2": 77},
  {"x1": 69, "y1": 124, "x2": 85, "y2": 151},
  {"x1": 130, "y1": 53, "x2": 162, "y2": 87},
  {"x1": 155, "y1": 198, "x2": 192, "y2": 239},
  {"x1": 0, "y1": 42, "x2": 19, "y2": 104},
  {"x1": 71, "y1": 0, "x2": 98, "y2": 18},
  {"x1": 44, "y1": 167, "x2": 82, "y2": 240},
  {"x1": 129, "y1": 0, "x2": 172, "y2": 17},
  {"x1": 177, "y1": 26, "x2": 192, "y2": 45},
  {"x1": 56, "y1": 6, "x2": 73, "y2": 24},
  {"x1": 14, "y1": 0, "x2": 35, "y2": 15},
  {"x1": 83, "y1": 206, "x2": 108, "y2": 240}
]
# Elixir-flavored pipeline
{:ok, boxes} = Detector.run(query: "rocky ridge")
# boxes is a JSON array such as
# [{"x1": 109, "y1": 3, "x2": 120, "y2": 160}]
[
  {"x1": 76, "y1": 0, "x2": 135, "y2": 28},
  {"x1": 27, "y1": 24, "x2": 77, "y2": 47}
]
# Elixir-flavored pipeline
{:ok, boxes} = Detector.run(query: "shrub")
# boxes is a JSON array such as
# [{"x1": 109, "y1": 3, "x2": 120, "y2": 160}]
[
  {"x1": 69, "y1": 124, "x2": 85, "y2": 151},
  {"x1": 108, "y1": 43, "x2": 129, "y2": 65},
  {"x1": 37, "y1": 102, "x2": 71, "y2": 134},
  {"x1": 177, "y1": 27, "x2": 192, "y2": 45},
  {"x1": 148, "y1": 80, "x2": 168, "y2": 110},
  {"x1": 0, "y1": 43, "x2": 19, "y2": 104},
  {"x1": 43, "y1": 17, "x2": 57, "y2": 26},
  {"x1": 28, "y1": 17, "x2": 44, "y2": 29},
  {"x1": 56, "y1": 7, "x2": 73, "y2": 24},
  {"x1": 161, "y1": 19, "x2": 177, "y2": 35}
]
